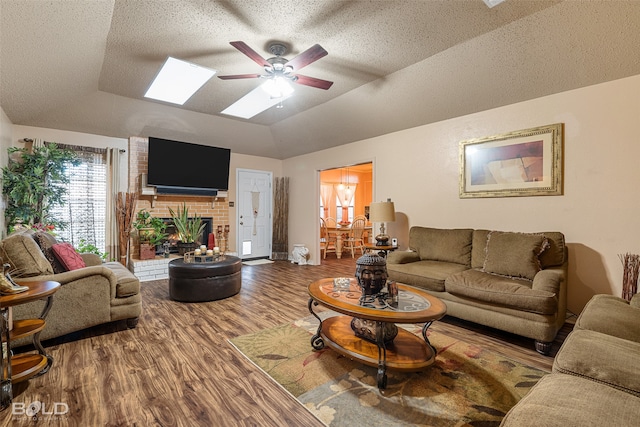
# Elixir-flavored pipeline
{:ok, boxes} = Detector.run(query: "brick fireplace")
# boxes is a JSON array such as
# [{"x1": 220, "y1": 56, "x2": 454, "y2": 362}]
[{"x1": 127, "y1": 136, "x2": 231, "y2": 261}]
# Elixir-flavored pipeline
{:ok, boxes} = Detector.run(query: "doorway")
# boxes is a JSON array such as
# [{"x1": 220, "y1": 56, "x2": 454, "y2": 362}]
[
  {"x1": 319, "y1": 162, "x2": 373, "y2": 262},
  {"x1": 236, "y1": 169, "x2": 273, "y2": 259}
]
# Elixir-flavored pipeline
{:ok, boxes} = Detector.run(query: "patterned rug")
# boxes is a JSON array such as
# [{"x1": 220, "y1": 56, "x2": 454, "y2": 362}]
[{"x1": 229, "y1": 313, "x2": 547, "y2": 427}]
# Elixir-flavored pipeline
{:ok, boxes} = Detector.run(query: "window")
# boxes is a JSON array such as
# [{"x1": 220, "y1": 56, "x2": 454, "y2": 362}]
[
  {"x1": 49, "y1": 148, "x2": 107, "y2": 252},
  {"x1": 336, "y1": 195, "x2": 354, "y2": 223}
]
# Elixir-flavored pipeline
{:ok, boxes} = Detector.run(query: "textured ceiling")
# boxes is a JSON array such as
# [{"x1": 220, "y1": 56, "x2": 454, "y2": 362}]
[{"x1": 1, "y1": 1, "x2": 639, "y2": 159}]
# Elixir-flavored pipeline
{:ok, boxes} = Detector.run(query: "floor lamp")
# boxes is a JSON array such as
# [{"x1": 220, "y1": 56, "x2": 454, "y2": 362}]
[{"x1": 369, "y1": 199, "x2": 396, "y2": 246}]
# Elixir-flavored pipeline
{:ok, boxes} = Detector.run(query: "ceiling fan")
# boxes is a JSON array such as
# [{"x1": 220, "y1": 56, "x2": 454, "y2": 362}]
[{"x1": 218, "y1": 41, "x2": 333, "y2": 118}]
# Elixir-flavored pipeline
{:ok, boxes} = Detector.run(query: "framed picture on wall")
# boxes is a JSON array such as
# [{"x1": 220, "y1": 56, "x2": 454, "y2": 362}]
[{"x1": 459, "y1": 123, "x2": 563, "y2": 198}]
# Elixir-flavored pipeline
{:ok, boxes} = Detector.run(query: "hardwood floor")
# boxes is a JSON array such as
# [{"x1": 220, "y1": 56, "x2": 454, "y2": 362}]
[{"x1": 2, "y1": 255, "x2": 571, "y2": 426}]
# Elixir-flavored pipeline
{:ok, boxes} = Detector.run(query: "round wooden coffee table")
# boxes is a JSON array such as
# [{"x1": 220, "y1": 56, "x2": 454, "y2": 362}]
[{"x1": 307, "y1": 278, "x2": 447, "y2": 389}]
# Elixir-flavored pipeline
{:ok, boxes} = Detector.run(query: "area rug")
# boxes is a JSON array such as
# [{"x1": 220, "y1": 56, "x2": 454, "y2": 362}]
[
  {"x1": 229, "y1": 313, "x2": 547, "y2": 427},
  {"x1": 242, "y1": 259, "x2": 275, "y2": 266}
]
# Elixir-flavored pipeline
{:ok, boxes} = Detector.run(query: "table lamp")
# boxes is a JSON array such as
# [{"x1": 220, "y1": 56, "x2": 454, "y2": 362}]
[{"x1": 369, "y1": 199, "x2": 396, "y2": 246}]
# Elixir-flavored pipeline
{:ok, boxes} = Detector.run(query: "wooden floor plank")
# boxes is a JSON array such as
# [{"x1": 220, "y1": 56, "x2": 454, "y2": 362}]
[{"x1": 2, "y1": 255, "x2": 569, "y2": 426}]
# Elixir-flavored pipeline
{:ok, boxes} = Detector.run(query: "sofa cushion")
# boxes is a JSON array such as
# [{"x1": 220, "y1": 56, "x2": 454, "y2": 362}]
[
  {"x1": 500, "y1": 374, "x2": 640, "y2": 427},
  {"x1": 408, "y1": 227, "x2": 473, "y2": 266},
  {"x1": 575, "y1": 294, "x2": 640, "y2": 343},
  {"x1": 387, "y1": 260, "x2": 469, "y2": 292},
  {"x1": 52, "y1": 242, "x2": 86, "y2": 271},
  {"x1": 553, "y1": 329, "x2": 640, "y2": 397},
  {"x1": 482, "y1": 231, "x2": 548, "y2": 281},
  {"x1": 105, "y1": 261, "x2": 141, "y2": 298},
  {"x1": 0, "y1": 233, "x2": 53, "y2": 277},
  {"x1": 471, "y1": 229, "x2": 490, "y2": 269},
  {"x1": 32, "y1": 232, "x2": 67, "y2": 274},
  {"x1": 445, "y1": 269, "x2": 558, "y2": 314}
]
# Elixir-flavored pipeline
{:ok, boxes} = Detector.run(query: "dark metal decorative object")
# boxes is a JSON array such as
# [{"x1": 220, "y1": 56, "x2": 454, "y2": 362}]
[{"x1": 354, "y1": 252, "x2": 388, "y2": 297}]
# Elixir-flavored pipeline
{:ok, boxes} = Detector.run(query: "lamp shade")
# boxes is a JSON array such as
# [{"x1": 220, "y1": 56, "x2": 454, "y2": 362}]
[{"x1": 369, "y1": 200, "x2": 396, "y2": 223}]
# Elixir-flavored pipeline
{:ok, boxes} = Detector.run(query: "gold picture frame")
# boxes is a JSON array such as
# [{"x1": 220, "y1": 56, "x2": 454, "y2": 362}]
[{"x1": 459, "y1": 123, "x2": 563, "y2": 198}]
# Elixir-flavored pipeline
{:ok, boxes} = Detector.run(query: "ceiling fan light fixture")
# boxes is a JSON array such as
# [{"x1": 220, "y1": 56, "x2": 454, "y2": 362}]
[
  {"x1": 262, "y1": 77, "x2": 294, "y2": 98},
  {"x1": 144, "y1": 57, "x2": 216, "y2": 105}
]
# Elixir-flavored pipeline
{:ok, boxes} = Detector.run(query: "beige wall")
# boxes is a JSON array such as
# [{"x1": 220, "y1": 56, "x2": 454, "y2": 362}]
[{"x1": 284, "y1": 74, "x2": 640, "y2": 315}]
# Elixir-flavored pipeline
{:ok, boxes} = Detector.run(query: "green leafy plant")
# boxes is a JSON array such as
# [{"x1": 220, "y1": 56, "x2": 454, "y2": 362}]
[
  {"x1": 1, "y1": 143, "x2": 78, "y2": 232},
  {"x1": 77, "y1": 238, "x2": 109, "y2": 261},
  {"x1": 168, "y1": 203, "x2": 205, "y2": 244},
  {"x1": 133, "y1": 209, "x2": 167, "y2": 246}
]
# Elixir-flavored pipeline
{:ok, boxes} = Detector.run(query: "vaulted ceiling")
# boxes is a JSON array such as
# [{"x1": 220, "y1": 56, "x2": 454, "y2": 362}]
[{"x1": 1, "y1": 1, "x2": 639, "y2": 159}]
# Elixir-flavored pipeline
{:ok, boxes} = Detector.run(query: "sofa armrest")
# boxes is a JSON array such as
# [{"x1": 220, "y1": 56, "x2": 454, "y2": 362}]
[
  {"x1": 531, "y1": 267, "x2": 564, "y2": 295},
  {"x1": 631, "y1": 293, "x2": 640, "y2": 309},
  {"x1": 80, "y1": 253, "x2": 103, "y2": 266},
  {"x1": 387, "y1": 250, "x2": 420, "y2": 265}
]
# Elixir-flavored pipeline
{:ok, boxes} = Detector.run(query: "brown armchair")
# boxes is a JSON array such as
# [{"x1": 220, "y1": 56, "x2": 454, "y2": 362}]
[{"x1": 0, "y1": 231, "x2": 141, "y2": 344}]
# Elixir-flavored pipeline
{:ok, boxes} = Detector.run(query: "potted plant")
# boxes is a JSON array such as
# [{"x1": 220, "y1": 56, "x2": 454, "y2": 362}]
[
  {"x1": 134, "y1": 209, "x2": 167, "y2": 260},
  {"x1": 1, "y1": 143, "x2": 78, "y2": 232},
  {"x1": 168, "y1": 203, "x2": 205, "y2": 255}
]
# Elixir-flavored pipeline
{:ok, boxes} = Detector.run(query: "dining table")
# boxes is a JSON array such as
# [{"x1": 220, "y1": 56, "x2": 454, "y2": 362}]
[{"x1": 326, "y1": 223, "x2": 372, "y2": 258}]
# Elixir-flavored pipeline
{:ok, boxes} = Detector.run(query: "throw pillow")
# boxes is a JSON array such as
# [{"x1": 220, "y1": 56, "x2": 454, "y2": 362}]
[
  {"x1": 0, "y1": 233, "x2": 54, "y2": 277},
  {"x1": 32, "y1": 232, "x2": 67, "y2": 274},
  {"x1": 51, "y1": 243, "x2": 86, "y2": 271},
  {"x1": 482, "y1": 231, "x2": 549, "y2": 281}
]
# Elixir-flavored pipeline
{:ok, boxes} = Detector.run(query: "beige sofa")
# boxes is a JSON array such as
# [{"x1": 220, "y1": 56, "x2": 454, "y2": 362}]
[
  {"x1": 0, "y1": 230, "x2": 141, "y2": 344},
  {"x1": 387, "y1": 227, "x2": 567, "y2": 354},
  {"x1": 500, "y1": 294, "x2": 640, "y2": 426}
]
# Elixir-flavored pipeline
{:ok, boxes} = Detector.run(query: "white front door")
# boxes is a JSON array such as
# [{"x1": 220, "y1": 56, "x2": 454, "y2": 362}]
[{"x1": 236, "y1": 169, "x2": 272, "y2": 259}]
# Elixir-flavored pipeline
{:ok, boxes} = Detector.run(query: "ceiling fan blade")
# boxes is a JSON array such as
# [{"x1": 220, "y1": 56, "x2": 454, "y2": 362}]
[
  {"x1": 285, "y1": 44, "x2": 328, "y2": 71},
  {"x1": 218, "y1": 73, "x2": 262, "y2": 80},
  {"x1": 294, "y1": 74, "x2": 334, "y2": 90},
  {"x1": 229, "y1": 41, "x2": 269, "y2": 67}
]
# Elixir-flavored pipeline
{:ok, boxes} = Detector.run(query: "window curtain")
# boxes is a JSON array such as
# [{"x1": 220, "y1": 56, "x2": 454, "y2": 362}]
[
  {"x1": 106, "y1": 148, "x2": 123, "y2": 261},
  {"x1": 272, "y1": 177, "x2": 289, "y2": 260},
  {"x1": 334, "y1": 183, "x2": 356, "y2": 207},
  {"x1": 320, "y1": 184, "x2": 334, "y2": 218}
]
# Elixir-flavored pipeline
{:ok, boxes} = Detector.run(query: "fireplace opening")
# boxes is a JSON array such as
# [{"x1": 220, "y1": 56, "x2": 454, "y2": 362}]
[{"x1": 159, "y1": 217, "x2": 213, "y2": 254}]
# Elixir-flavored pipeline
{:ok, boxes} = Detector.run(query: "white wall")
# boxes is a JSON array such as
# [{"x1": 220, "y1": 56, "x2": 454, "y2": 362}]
[{"x1": 284, "y1": 74, "x2": 640, "y2": 315}]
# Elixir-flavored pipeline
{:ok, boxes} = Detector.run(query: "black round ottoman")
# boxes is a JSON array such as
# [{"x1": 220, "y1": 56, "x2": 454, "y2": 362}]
[{"x1": 168, "y1": 256, "x2": 242, "y2": 302}]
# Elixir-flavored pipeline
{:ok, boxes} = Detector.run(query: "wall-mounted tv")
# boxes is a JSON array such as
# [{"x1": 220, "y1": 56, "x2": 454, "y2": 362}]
[{"x1": 147, "y1": 137, "x2": 231, "y2": 196}]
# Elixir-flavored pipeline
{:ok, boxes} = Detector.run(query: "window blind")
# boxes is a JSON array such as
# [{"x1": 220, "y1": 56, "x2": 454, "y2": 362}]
[{"x1": 49, "y1": 149, "x2": 107, "y2": 252}]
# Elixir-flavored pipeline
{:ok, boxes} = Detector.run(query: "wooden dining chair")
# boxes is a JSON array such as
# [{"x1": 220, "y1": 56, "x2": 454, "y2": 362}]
[
  {"x1": 324, "y1": 217, "x2": 337, "y2": 229},
  {"x1": 320, "y1": 218, "x2": 336, "y2": 259},
  {"x1": 342, "y1": 217, "x2": 366, "y2": 258}
]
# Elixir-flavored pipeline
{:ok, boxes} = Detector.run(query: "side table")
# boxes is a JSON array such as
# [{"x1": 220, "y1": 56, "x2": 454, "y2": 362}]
[
  {"x1": 363, "y1": 244, "x2": 398, "y2": 257},
  {"x1": 1, "y1": 280, "x2": 60, "y2": 410}
]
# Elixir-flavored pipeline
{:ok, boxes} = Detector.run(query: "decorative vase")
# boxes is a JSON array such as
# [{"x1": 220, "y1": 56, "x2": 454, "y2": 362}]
[{"x1": 177, "y1": 242, "x2": 197, "y2": 255}]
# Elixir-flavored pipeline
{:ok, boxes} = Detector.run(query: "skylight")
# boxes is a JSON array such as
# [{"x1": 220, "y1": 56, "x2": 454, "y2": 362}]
[
  {"x1": 221, "y1": 84, "x2": 293, "y2": 119},
  {"x1": 483, "y1": 0, "x2": 506, "y2": 8},
  {"x1": 144, "y1": 57, "x2": 216, "y2": 105}
]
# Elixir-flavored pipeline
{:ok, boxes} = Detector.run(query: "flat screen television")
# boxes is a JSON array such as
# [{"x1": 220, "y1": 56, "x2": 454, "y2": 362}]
[{"x1": 147, "y1": 137, "x2": 231, "y2": 196}]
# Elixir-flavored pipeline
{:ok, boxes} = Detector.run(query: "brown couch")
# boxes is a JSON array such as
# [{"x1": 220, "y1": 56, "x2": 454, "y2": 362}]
[
  {"x1": 500, "y1": 294, "x2": 640, "y2": 426},
  {"x1": 0, "y1": 230, "x2": 141, "y2": 344},
  {"x1": 387, "y1": 227, "x2": 567, "y2": 354}
]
